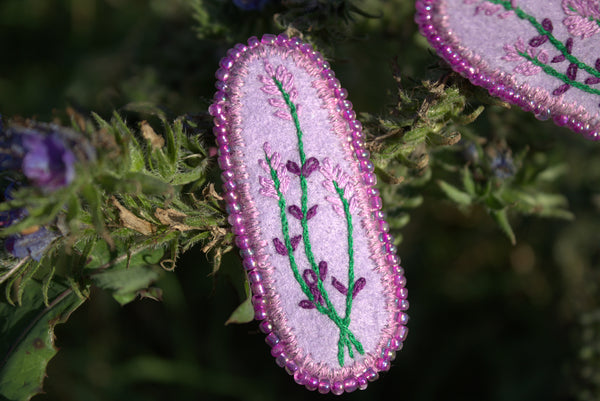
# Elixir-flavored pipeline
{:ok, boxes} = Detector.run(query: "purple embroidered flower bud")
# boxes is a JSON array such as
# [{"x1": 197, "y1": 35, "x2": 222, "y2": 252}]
[
  {"x1": 567, "y1": 63, "x2": 578, "y2": 80},
  {"x1": 331, "y1": 276, "x2": 348, "y2": 295},
  {"x1": 303, "y1": 269, "x2": 317, "y2": 286},
  {"x1": 528, "y1": 35, "x2": 548, "y2": 47},
  {"x1": 306, "y1": 204, "x2": 318, "y2": 220},
  {"x1": 552, "y1": 83, "x2": 571, "y2": 96},
  {"x1": 299, "y1": 300, "x2": 316, "y2": 309},
  {"x1": 551, "y1": 54, "x2": 565, "y2": 63},
  {"x1": 288, "y1": 205, "x2": 303, "y2": 220},
  {"x1": 318, "y1": 260, "x2": 327, "y2": 281},
  {"x1": 290, "y1": 234, "x2": 302, "y2": 251},
  {"x1": 541, "y1": 18, "x2": 553, "y2": 33},
  {"x1": 286, "y1": 160, "x2": 301, "y2": 176},
  {"x1": 352, "y1": 277, "x2": 367, "y2": 298},
  {"x1": 22, "y1": 132, "x2": 75, "y2": 192},
  {"x1": 273, "y1": 237, "x2": 288, "y2": 255},
  {"x1": 566, "y1": 38, "x2": 573, "y2": 54},
  {"x1": 585, "y1": 77, "x2": 600, "y2": 85},
  {"x1": 302, "y1": 157, "x2": 319, "y2": 177}
]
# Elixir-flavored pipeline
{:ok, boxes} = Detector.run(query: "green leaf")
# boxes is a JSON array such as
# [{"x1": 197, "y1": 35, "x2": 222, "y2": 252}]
[
  {"x1": 437, "y1": 180, "x2": 472, "y2": 206},
  {"x1": 0, "y1": 280, "x2": 85, "y2": 401},
  {"x1": 224, "y1": 295, "x2": 254, "y2": 325},
  {"x1": 91, "y1": 265, "x2": 162, "y2": 305},
  {"x1": 462, "y1": 165, "x2": 476, "y2": 196},
  {"x1": 491, "y1": 209, "x2": 516, "y2": 245}
]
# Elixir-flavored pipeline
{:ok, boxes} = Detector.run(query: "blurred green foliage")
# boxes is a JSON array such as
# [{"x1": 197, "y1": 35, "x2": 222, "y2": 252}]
[{"x1": 1, "y1": 0, "x2": 600, "y2": 400}]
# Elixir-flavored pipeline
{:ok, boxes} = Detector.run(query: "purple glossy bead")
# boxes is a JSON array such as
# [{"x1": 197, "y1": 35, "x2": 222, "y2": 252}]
[
  {"x1": 321, "y1": 69, "x2": 335, "y2": 80},
  {"x1": 357, "y1": 375, "x2": 368, "y2": 390},
  {"x1": 285, "y1": 360, "x2": 298, "y2": 375},
  {"x1": 239, "y1": 247, "x2": 255, "y2": 259},
  {"x1": 254, "y1": 308, "x2": 267, "y2": 320},
  {"x1": 360, "y1": 159, "x2": 375, "y2": 173},
  {"x1": 394, "y1": 274, "x2": 406, "y2": 287},
  {"x1": 252, "y1": 295, "x2": 266, "y2": 309},
  {"x1": 386, "y1": 253, "x2": 400, "y2": 265},
  {"x1": 275, "y1": 354, "x2": 288, "y2": 368},
  {"x1": 378, "y1": 219, "x2": 390, "y2": 233},
  {"x1": 392, "y1": 264, "x2": 404, "y2": 275},
  {"x1": 265, "y1": 332, "x2": 280, "y2": 347},
  {"x1": 271, "y1": 343, "x2": 285, "y2": 357},
  {"x1": 276, "y1": 34, "x2": 288, "y2": 46},
  {"x1": 364, "y1": 368, "x2": 379, "y2": 382},
  {"x1": 335, "y1": 87, "x2": 348, "y2": 99},
  {"x1": 350, "y1": 119, "x2": 363, "y2": 131},
  {"x1": 293, "y1": 370, "x2": 307, "y2": 385},
  {"x1": 327, "y1": 78, "x2": 341, "y2": 89},
  {"x1": 252, "y1": 282, "x2": 266, "y2": 297},
  {"x1": 258, "y1": 319, "x2": 272, "y2": 334},
  {"x1": 235, "y1": 236, "x2": 251, "y2": 250},
  {"x1": 398, "y1": 299, "x2": 410, "y2": 311},
  {"x1": 215, "y1": 68, "x2": 229, "y2": 81},
  {"x1": 242, "y1": 257, "x2": 258, "y2": 271},
  {"x1": 234, "y1": 43, "x2": 247, "y2": 53},
  {"x1": 226, "y1": 47, "x2": 241, "y2": 59},
  {"x1": 261, "y1": 33, "x2": 276, "y2": 44},
  {"x1": 227, "y1": 213, "x2": 243, "y2": 227},
  {"x1": 222, "y1": 180, "x2": 236, "y2": 192},
  {"x1": 343, "y1": 109, "x2": 357, "y2": 121},
  {"x1": 554, "y1": 114, "x2": 570, "y2": 126},
  {"x1": 219, "y1": 56, "x2": 234, "y2": 70},
  {"x1": 363, "y1": 172, "x2": 377, "y2": 186},
  {"x1": 224, "y1": 190, "x2": 238, "y2": 203},
  {"x1": 344, "y1": 378, "x2": 358, "y2": 393},
  {"x1": 208, "y1": 103, "x2": 222, "y2": 116},
  {"x1": 331, "y1": 381, "x2": 344, "y2": 395},
  {"x1": 370, "y1": 196, "x2": 383, "y2": 210},
  {"x1": 376, "y1": 358, "x2": 391, "y2": 372},
  {"x1": 396, "y1": 325, "x2": 409, "y2": 341},
  {"x1": 300, "y1": 43, "x2": 312, "y2": 54},
  {"x1": 288, "y1": 37, "x2": 302, "y2": 48},
  {"x1": 352, "y1": 130, "x2": 366, "y2": 142},
  {"x1": 305, "y1": 376, "x2": 318, "y2": 391},
  {"x1": 247, "y1": 36, "x2": 259, "y2": 48},
  {"x1": 395, "y1": 311, "x2": 409, "y2": 325},
  {"x1": 396, "y1": 287, "x2": 408, "y2": 300},
  {"x1": 248, "y1": 270, "x2": 262, "y2": 285},
  {"x1": 213, "y1": 114, "x2": 226, "y2": 127},
  {"x1": 217, "y1": 155, "x2": 233, "y2": 170},
  {"x1": 318, "y1": 379, "x2": 331, "y2": 394}
]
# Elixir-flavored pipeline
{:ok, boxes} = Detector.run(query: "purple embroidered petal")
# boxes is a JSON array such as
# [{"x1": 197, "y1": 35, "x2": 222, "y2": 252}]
[
  {"x1": 567, "y1": 63, "x2": 578, "y2": 80},
  {"x1": 306, "y1": 204, "x2": 318, "y2": 220},
  {"x1": 290, "y1": 234, "x2": 302, "y2": 250},
  {"x1": 268, "y1": 97, "x2": 287, "y2": 108},
  {"x1": 596, "y1": 58, "x2": 600, "y2": 72},
  {"x1": 566, "y1": 37, "x2": 574, "y2": 54},
  {"x1": 288, "y1": 204, "x2": 303, "y2": 220},
  {"x1": 274, "y1": 109, "x2": 292, "y2": 120},
  {"x1": 318, "y1": 260, "x2": 327, "y2": 281},
  {"x1": 551, "y1": 54, "x2": 566, "y2": 63},
  {"x1": 303, "y1": 269, "x2": 318, "y2": 286},
  {"x1": 273, "y1": 237, "x2": 288, "y2": 256},
  {"x1": 331, "y1": 276, "x2": 348, "y2": 295},
  {"x1": 585, "y1": 77, "x2": 600, "y2": 85},
  {"x1": 299, "y1": 300, "x2": 316, "y2": 309},
  {"x1": 286, "y1": 160, "x2": 301, "y2": 176},
  {"x1": 553, "y1": 83, "x2": 571, "y2": 95},
  {"x1": 541, "y1": 18, "x2": 553, "y2": 33},
  {"x1": 528, "y1": 35, "x2": 548, "y2": 47},
  {"x1": 302, "y1": 157, "x2": 320, "y2": 177},
  {"x1": 352, "y1": 277, "x2": 367, "y2": 298}
]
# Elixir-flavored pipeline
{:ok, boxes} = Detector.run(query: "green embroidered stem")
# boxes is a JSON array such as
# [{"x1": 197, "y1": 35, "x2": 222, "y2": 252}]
[
  {"x1": 486, "y1": 0, "x2": 600, "y2": 80},
  {"x1": 265, "y1": 153, "x2": 364, "y2": 366},
  {"x1": 518, "y1": 51, "x2": 600, "y2": 96},
  {"x1": 334, "y1": 181, "x2": 355, "y2": 327},
  {"x1": 271, "y1": 76, "x2": 364, "y2": 366}
]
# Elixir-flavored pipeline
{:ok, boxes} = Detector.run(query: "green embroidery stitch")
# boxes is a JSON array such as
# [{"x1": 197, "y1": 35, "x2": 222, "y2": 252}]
[
  {"x1": 486, "y1": 0, "x2": 600, "y2": 79},
  {"x1": 267, "y1": 76, "x2": 365, "y2": 366},
  {"x1": 517, "y1": 51, "x2": 600, "y2": 96}
]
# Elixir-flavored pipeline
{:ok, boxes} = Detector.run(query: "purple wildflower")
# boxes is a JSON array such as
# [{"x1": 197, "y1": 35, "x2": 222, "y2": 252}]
[
  {"x1": 5, "y1": 227, "x2": 57, "y2": 261},
  {"x1": 233, "y1": 0, "x2": 270, "y2": 10},
  {"x1": 490, "y1": 153, "x2": 515, "y2": 179},
  {"x1": 21, "y1": 132, "x2": 75, "y2": 191}
]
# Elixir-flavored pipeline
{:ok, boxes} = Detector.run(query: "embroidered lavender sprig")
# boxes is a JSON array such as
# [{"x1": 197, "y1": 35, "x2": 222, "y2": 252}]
[{"x1": 259, "y1": 63, "x2": 365, "y2": 366}]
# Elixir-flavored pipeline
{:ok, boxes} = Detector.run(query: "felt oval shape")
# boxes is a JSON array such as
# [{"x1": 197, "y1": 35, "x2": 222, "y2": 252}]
[
  {"x1": 209, "y1": 34, "x2": 408, "y2": 394},
  {"x1": 415, "y1": 0, "x2": 600, "y2": 139}
]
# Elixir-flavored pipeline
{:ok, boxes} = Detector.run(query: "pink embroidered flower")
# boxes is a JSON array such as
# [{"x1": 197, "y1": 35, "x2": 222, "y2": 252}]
[
  {"x1": 562, "y1": 0, "x2": 600, "y2": 39},
  {"x1": 319, "y1": 158, "x2": 358, "y2": 217},
  {"x1": 258, "y1": 142, "x2": 290, "y2": 199},
  {"x1": 502, "y1": 37, "x2": 549, "y2": 76},
  {"x1": 258, "y1": 62, "x2": 302, "y2": 121}
]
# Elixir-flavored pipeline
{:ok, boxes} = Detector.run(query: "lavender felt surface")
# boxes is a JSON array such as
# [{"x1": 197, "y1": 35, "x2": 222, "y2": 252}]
[
  {"x1": 210, "y1": 35, "x2": 408, "y2": 394},
  {"x1": 416, "y1": 0, "x2": 600, "y2": 138}
]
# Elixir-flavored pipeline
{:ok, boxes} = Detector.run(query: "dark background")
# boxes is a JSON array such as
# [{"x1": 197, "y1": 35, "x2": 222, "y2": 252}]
[{"x1": 2, "y1": 0, "x2": 599, "y2": 400}]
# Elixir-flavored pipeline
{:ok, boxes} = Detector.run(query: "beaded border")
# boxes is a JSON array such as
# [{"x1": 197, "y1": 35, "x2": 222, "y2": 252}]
[
  {"x1": 415, "y1": 0, "x2": 600, "y2": 140},
  {"x1": 209, "y1": 34, "x2": 409, "y2": 394}
]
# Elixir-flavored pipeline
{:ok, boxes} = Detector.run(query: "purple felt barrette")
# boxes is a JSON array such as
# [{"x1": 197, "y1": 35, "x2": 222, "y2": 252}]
[
  {"x1": 415, "y1": 0, "x2": 600, "y2": 139},
  {"x1": 209, "y1": 34, "x2": 408, "y2": 394}
]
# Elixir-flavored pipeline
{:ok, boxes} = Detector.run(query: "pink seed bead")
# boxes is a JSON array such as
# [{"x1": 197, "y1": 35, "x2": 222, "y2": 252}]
[
  {"x1": 331, "y1": 381, "x2": 344, "y2": 395},
  {"x1": 258, "y1": 319, "x2": 272, "y2": 334},
  {"x1": 318, "y1": 379, "x2": 331, "y2": 394},
  {"x1": 344, "y1": 378, "x2": 358, "y2": 393}
]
